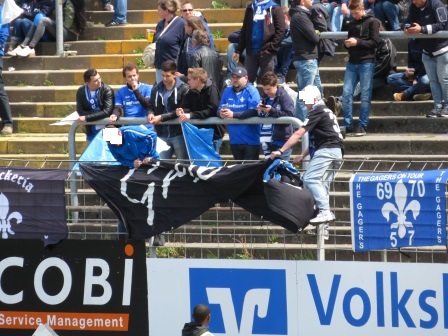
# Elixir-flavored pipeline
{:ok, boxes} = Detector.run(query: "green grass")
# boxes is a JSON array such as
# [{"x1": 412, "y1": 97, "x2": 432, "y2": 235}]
[
  {"x1": 155, "y1": 247, "x2": 186, "y2": 258},
  {"x1": 132, "y1": 47, "x2": 143, "y2": 54},
  {"x1": 131, "y1": 33, "x2": 146, "y2": 40},
  {"x1": 43, "y1": 79, "x2": 54, "y2": 86},
  {"x1": 211, "y1": 0, "x2": 230, "y2": 9},
  {"x1": 13, "y1": 80, "x2": 29, "y2": 87},
  {"x1": 136, "y1": 57, "x2": 146, "y2": 69},
  {"x1": 212, "y1": 30, "x2": 224, "y2": 39}
]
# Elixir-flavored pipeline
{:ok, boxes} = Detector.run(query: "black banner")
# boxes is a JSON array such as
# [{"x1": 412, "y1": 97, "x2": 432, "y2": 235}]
[
  {"x1": 81, "y1": 160, "x2": 317, "y2": 239},
  {"x1": 0, "y1": 239, "x2": 148, "y2": 335},
  {"x1": 0, "y1": 167, "x2": 68, "y2": 246}
]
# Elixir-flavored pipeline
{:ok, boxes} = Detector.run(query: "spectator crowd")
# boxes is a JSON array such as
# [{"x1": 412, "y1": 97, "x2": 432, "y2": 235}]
[{"x1": 0, "y1": 0, "x2": 444, "y2": 230}]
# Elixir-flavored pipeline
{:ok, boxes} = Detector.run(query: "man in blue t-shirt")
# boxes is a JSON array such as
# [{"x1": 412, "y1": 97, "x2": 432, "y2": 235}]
[
  {"x1": 109, "y1": 62, "x2": 153, "y2": 126},
  {"x1": 218, "y1": 66, "x2": 261, "y2": 161}
]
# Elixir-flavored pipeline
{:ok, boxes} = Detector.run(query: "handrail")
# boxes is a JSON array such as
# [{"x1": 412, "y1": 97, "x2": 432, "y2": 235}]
[
  {"x1": 320, "y1": 30, "x2": 448, "y2": 39},
  {"x1": 68, "y1": 116, "x2": 304, "y2": 166}
]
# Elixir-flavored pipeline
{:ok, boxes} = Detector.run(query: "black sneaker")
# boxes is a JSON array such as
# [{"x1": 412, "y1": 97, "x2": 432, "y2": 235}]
[
  {"x1": 426, "y1": 108, "x2": 441, "y2": 118},
  {"x1": 353, "y1": 125, "x2": 366, "y2": 137},
  {"x1": 105, "y1": 20, "x2": 129, "y2": 27},
  {"x1": 152, "y1": 234, "x2": 165, "y2": 246},
  {"x1": 439, "y1": 108, "x2": 448, "y2": 117}
]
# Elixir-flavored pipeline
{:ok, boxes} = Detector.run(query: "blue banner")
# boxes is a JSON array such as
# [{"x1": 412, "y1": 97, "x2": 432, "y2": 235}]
[
  {"x1": 350, "y1": 170, "x2": 448, "y2": 252},
  {"x1": 182, "y1": 122, "x2": 222, "y2": 167}
]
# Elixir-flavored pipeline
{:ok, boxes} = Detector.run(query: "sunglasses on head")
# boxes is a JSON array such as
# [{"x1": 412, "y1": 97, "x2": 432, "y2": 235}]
[{"x1": 182, "y1": 8, "x2": 193, "y2": 12}]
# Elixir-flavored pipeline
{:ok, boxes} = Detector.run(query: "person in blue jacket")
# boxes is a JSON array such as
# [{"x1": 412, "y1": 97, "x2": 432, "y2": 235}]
[
  {"x1": 106, "y1": 125, "x2": 159, "y2": 169},
  {"x1": 0, "y1": 6, "x2": 13, "y2": 135},
  {"x1": 218, "y1": 66, "x2": 261, "y2": 161}
]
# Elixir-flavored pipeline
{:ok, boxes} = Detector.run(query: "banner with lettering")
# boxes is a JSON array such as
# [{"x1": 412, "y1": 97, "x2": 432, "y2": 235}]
[
  {"x1": 0, "y1": 239, "x2": 148, "y2": 335},
  {"x1": 350, "y1": 170, "x2": 448, "y2": 252},
  {"x1": 0, "y1": 167, "x2": 68, "y2": 245}
]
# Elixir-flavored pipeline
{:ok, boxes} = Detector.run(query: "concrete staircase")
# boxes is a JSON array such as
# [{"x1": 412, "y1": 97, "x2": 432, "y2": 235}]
[{"x1": 2, "y1": 0, "x2": 447, "y2": 261}]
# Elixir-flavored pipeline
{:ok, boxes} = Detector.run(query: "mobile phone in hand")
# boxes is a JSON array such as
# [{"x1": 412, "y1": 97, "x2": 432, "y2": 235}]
[
  {"x1": 221, "y1": 104, "x2": 229, "y2": 110},
  {"x1": 259, "y1": 104, "x2": 268, "y2": 108}
]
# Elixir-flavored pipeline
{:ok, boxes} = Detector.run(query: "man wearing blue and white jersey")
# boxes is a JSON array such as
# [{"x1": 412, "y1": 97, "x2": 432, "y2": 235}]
[
  {"x1": 218, "y1": 66, "x2": 261, "y2": 161},
  {"x1": 109, "y1": 62, "x2": 153, "y2": 122},
  {"x1": 405, "y1": 0, "x2": 448, "y2": 118}
]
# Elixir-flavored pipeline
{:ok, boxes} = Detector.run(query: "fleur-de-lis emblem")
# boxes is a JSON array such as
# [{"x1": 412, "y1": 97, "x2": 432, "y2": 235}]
[
  {"x1": 381, "y1": 179, "x2": 420, "y2": 239},
  {"x1": 0, "y1": 193, "x2": 23, "y2": 239}
]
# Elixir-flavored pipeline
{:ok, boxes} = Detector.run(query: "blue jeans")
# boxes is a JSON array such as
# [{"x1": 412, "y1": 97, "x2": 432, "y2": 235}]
[
  {"x1": 374, "y1": 1, "x2": 401, "y2": 31},
  {"x1": 11, "y1": 18, "x2": 33, "y2": 46},
  {"x1": 331, "y1": 6, "x2": 346, "y2": 32},
  {"x1": 226, "y1": 43, "x2": 246, "y2": 78},
  {"x1": 274, "y1": 44, "x2": 294, "y2": 79},
  {"x1": 422, "y1": 52, "x2": 448, "y2": 108},
  {"x1": 342, "y1": 62, "x2": 375, "y2": 130},
  {"x1": 293, "y1": 59, "x2": 319, "y2": 121},
  {"x1": 114, "y1": 0, "x2": 127, "y2": 23},
  {"x1": 387, "y1": 72, "x2": 430, "y2": 97},
  {"x1": 303, "y1": 148, "x2": 342, "y2": 211},
  {"x1": 159, "y1": 134, "x2": 189, "y2": 161}
]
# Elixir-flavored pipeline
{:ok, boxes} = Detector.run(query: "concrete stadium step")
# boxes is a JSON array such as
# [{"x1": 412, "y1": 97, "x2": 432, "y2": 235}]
[
  {"x1": 86, "y1": 0, "x2": 246, "y2": 11},
  {"x1": 3, "y1": 68, "x2": 153, "y2": 86},
  {"x1": 4, "y1": 55, "x2": 146, "y2": 71},
  {"x1": 81, "y1": 23, "x2": 241, "y2": 41},
  {"x1": 343, "y1": 133, "x2": 448, "y2": 155},
  {"x1": 9, "y1": 102, "x2": 76, "y2": 118},
  {"x1": 0, "y1": 133, "x2": 85, "y2": 155},
  {"x1": 86, "y1": 8, "x2": 245, "y2": 25},
  {"x1": 5, "y1": 100, "x2": 433, "y2": 119},
  {"x1": 9, "y1": 114, "x2": 448, "y2": 137}
]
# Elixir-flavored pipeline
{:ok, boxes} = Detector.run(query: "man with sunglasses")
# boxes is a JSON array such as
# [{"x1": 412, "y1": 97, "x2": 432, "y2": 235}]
[
  {"x1": 218, "y1": 66, "x2": 261, "y2": 161},
  {"x1": 180, "y1": 1, "x2": 215, "y2": 51}
]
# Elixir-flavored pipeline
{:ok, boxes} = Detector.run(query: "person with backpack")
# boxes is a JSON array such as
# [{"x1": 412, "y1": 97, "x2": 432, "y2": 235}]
[{"x1": 182, "y1": 304, "x2": 214, "y2": 336}]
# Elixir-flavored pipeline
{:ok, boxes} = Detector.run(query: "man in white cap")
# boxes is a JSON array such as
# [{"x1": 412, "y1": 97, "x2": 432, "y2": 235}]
[
  {"x1": 270, "y1": 85, "x2": 344, "y2": 224},
  {"x1": 218, "y1": 66, "x2": 261, "y2": 161}
]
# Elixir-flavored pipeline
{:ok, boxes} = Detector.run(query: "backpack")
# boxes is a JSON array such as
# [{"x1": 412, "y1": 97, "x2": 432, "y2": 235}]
[{"x1": 142, "y1": 43, "x2": 156, "y2": 68}]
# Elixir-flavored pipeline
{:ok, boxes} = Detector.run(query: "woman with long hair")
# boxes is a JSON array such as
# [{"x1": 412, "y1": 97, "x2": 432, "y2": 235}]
[
  {"x1": 12, "y1": 0, "x2": 87, "y2": 57},
  {"x1": 177, "y1": 15, "x2": 209, "y2": 76}
]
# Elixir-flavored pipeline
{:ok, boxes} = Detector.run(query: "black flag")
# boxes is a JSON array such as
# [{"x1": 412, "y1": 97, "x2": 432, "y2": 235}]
[
  {"x1": 0, "y1": 167, "x2": 69, "y2": 245},
  {"x1": 81, "y1": 160, "x2": 317, "y2": 239}
]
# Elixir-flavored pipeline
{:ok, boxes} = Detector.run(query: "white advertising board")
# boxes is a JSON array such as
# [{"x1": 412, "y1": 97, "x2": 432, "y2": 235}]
[{"x1": 147, "y1": 259, "x2": 448, "y2": 336}]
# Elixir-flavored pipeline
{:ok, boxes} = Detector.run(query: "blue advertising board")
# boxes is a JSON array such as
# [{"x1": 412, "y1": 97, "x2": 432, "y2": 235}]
[{"x1": 350, "y1": 170, "x2": 448, "y2": 252}]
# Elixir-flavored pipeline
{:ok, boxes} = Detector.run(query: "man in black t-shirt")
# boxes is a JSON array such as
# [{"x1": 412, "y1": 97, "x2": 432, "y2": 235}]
[{"x1": 270, "y1": 85, "x2": 344, "y2": 224}]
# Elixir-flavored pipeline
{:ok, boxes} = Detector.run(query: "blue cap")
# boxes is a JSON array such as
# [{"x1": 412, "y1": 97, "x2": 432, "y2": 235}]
[{"x1": 231, "y1": 66, "x2": 248, "y2": 77}]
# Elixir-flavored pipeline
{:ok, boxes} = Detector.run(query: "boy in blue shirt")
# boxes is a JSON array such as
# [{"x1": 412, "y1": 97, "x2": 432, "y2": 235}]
[{"x1": 109, "y1": 62, "x2": 153, "y2": 125}]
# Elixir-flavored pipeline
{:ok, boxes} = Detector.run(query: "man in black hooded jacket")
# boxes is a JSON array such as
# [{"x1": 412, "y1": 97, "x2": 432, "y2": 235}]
[
  {"x1": 181, "y1": 304, "x2": 214, "y2": 336},
  {"x1": 176, "y1": 67, "x2": 225, "y2": 153}
]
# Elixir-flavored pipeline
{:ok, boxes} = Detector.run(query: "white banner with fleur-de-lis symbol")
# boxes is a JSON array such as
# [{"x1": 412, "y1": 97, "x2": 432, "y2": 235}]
[{"x1": 350, "y1": 170, "x2": 448, "y2": 252}]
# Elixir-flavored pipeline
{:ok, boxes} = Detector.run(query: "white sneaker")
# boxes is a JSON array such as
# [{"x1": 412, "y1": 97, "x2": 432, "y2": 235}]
[
  {"x1": 103, "y1": 3, "x2": 114, "y2": 11},
  {"x1": 16, "y1": 46, "x2": 35, "y2": 57},
  {"x1": 309, "y1": 210, "x2": 335, "y2": 224},
  {"x1": 6, "y1": 48, "x2": 17, "y2": 56}
]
